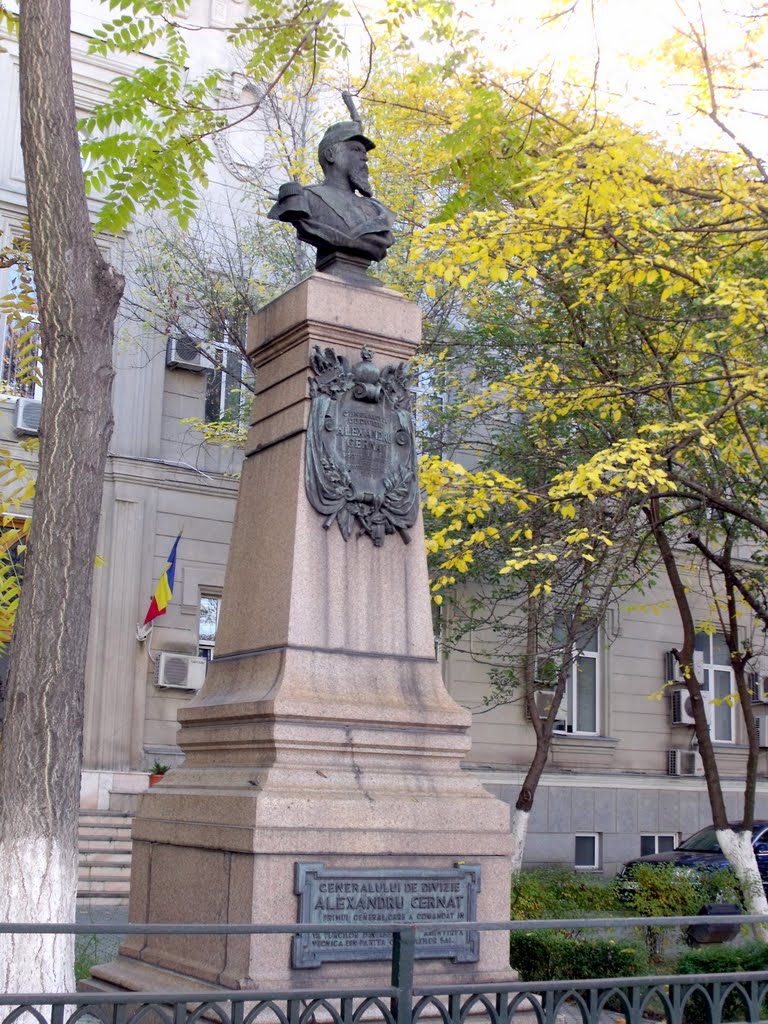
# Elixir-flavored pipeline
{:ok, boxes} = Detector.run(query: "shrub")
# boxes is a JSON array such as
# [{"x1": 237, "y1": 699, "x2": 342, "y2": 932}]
[
  {"x1": 678, "y1": 941, "x2": 768, "y2": 974},
  {"x1": 618, "y1": 863, "x2": 705, "y2": 917},
  {"x1": 511, "y1": 868, "x2": 618, "y2": 926},
  {"x1": 509, "y1": 930, "x2": 648, "y2": 982},
  {"x1": 617, "y1": 862, "x2": 740, "y2": 962},
  {"x1": 676, "y1": 943, "x2": 768, "y2": 1024},
  {"x1": 508, "y1": 863, "x2": 744, "y2": 984}
]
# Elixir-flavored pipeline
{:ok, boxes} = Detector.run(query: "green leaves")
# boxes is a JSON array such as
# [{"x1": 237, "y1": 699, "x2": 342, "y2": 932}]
[
  {"x1": 229, "y1": 0, "x2": 349, "y2": 84},
  {"x1": 76, "y1": 0, "x2": 465, "y2": 234},
  {"x1": 80, "y1": 0, "x2": 351, "y2": 233},
  {"x1": 81, "y1": 58, "x2": 227, "y2": 233}
]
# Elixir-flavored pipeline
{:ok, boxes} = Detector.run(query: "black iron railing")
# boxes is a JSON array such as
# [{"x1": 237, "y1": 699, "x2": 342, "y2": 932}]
[{"x1": 2, "y1": 915, "x2": 767, "y2": 1024}]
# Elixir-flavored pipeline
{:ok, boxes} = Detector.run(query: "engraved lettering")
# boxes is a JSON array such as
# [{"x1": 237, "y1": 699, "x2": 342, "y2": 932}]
[
  {"x1": 293, "y1": 864, "x2": 480, "y2": 968},
  {"x1": 410, "y1": 895, "x2": 464, "y2": 910}
]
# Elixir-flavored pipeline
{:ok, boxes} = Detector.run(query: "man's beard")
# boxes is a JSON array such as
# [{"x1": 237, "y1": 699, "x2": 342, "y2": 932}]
[{"x1": 349, "y1": 168, "x2": 372, "y2": 197}]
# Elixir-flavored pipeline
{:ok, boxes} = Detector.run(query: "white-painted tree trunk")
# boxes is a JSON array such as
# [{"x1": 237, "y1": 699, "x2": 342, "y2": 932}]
[
  {"x1": 0, "y1": 837, "x2": 76, "y2": 1005},
  {"x1": 510, "y1": 808, "x2": 530, "y2": 876},
  {"x1": 0, "y1": 0, "x2": 123, "y2": 1007},
  {"x1": 509, "y1": 807, "x2": 540, "y2": 1013},
  {"x1": 716, "y1": 828, "x2": 768, "y2": 940}
]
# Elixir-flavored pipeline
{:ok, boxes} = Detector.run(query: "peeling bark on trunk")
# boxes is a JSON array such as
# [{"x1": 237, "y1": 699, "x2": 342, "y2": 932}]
[
  {"x1": 0, "y1": 0, "x2": 124, "y2": 996},
  {"x1": 716, "y1": 829, "x2": 768, "y2": 941}
]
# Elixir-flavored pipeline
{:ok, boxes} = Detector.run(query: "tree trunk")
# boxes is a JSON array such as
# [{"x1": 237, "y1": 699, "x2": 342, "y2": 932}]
[
  {"x1": 512, "y1": 591, "x2": 596, "y2": 873},
  {"x1": 716, "y1": 829, "x2": 768, "y2": 941},
  {"x1": 645, "y1": 500, "x2": 728, "y2": 826},
  {"x1": 513, "y1": 690, "x2": 565, "y2": 874},
  {"x1": 510, "y1": 808, "x2": 530, "y2": 875},
  {"x1": 643, "y1": 501, "x2": 768, "y2": 926},
  {"x1": 0, "y1": 0, "x2": 124, "y2": 996},
  {"x1": 511, "y1": 599, "x2": 564, "y2": 873}
]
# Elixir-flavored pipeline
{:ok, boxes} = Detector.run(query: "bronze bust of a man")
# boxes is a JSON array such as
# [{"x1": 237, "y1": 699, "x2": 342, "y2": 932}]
[{"x1": 268, "y1": 121, "x2": 395, "y2": 268}]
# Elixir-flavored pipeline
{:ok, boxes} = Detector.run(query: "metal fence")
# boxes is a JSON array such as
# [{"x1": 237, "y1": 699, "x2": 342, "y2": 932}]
[{"x1": 3, "y1": 915, "x2": 768, "y2": 1024}]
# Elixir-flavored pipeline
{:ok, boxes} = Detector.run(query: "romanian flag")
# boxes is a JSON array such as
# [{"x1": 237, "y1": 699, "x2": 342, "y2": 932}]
[{"x1": 143, "y1": 534, "x2": 181, "y2": 626}]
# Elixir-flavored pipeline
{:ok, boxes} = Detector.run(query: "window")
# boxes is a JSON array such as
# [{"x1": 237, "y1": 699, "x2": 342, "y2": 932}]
[
  {"x1": 695, "y1": 631, "x2": 734, "y2": 742},
  {"x1": 575, "y1": 833, "x2": 600, "y2": 870},
  {"x1": 203, "y1": 317, "x2": 253, "y2": 425},
  {"x1": 204, "y1": 343, "x2": 251, "y2": 424},
  {"x1": 641, "y1": 834, "x2": 678, "y2": 857},
  {"x1": 198, "y1": 593, "x2": 221, "y2": 660},
  {"x1": 1, "y1": 261, "x2": 41, "y2": 399},
  {"x1": 553, "y1": 618, "x2": 600, "y2": 735}
]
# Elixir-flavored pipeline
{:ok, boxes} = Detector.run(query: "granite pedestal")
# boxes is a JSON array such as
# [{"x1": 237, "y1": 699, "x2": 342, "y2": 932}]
[{"x1": 88, "y1": 272, "x2": 514, "y2": 995}]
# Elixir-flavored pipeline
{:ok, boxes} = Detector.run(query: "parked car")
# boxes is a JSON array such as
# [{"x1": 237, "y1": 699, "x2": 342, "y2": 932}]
[{"x1": 618, "y1": 821, "x2": 768, "y2": 893}]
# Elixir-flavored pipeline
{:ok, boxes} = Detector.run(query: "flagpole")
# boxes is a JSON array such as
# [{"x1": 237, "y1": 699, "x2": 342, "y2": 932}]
[{"x1": 136, "y1": 622, "x2": 152, "y2": 643}]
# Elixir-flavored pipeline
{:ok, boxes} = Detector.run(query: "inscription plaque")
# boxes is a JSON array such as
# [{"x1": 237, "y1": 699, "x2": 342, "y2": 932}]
[
  {"x1": 305, "y1": 345, "x2": 419, "y2": 547},
  {"x1": 293, "y1": 863, "x2": 481, "y2": 968}
]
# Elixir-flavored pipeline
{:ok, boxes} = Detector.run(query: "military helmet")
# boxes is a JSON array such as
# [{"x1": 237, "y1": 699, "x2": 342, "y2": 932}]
[{"x1": 317, "y1": 121, "x2": 375, "y2": 166}]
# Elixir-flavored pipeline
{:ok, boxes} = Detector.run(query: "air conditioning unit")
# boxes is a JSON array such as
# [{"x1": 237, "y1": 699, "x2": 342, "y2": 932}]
[
  {"x1": 755, "y1": 718, "x2": 768, "y2": 748},
  {"x1": 671, "y1": 688, "x2": 696, "y2": 726},
  {"x1": 668, "y1": 749, "x2": 704, "y2": 776},
  {"x1": 664, "y1": 650, "x2": 705, "y2": 687},
  {"x1": 155, "y1": 652, "x2": 208, "y2": 691},
  {"x1": 665, "y1": 650, "x2": 683, "y2": 683},
  {"x1": 13, "y1": 397, "x2": 42, "y2": 436},
  {"x1": 166, "y1": 334, "x2": 205, "y2": 372}
]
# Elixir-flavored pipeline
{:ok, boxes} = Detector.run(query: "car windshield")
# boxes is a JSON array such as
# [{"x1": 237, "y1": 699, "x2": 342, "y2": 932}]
[
  {"x1": 677, "y1": 824, "x2": 768, "y2": 852},
  {"x1": 677, "y1": 828, "x2": 722, "y2": 853}
]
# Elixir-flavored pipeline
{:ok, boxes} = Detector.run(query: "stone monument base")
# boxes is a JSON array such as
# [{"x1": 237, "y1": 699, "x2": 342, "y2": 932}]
[
  {"x1": 86, "y1": 272, "x2": 516, "y2": 999},
  {"x1": 83, "y1": 663, "x2": 518, "y2": 991}
]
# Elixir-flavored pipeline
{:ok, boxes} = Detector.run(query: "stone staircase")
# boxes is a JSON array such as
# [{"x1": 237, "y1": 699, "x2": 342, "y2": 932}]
[{"x1": 78, "y1": 809, "x2": 133, "y2": 905}]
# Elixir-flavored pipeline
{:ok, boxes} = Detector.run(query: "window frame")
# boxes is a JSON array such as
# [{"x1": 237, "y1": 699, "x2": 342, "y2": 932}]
[
  {"x1": 640, "y1": 833, "x2": 678, "y2": 857},
  {"x1": 574, "y1": 832, "x2": 600, "y2": 871},
  {"x1": 553, "y1": 619, "x2": 601, "y2": 737},
  {"x1": 203, "y1": 315, "x2": 253, "y2": 427},
  {"x1": 0, "y1": 259, "x2": 42, "y2": 401},
  {"x1": 198, "y1": 591, "x2": 222, "y2": 661},
  {"x1": 695, "y1": 630, "x2": 735, "y2": 744}
]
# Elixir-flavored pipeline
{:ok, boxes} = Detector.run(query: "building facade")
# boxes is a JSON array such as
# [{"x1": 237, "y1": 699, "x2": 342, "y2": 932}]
[
  {"x1": 0, "y1": 0, "x2": 246, "y2": 810},
  {"x1": 2, "y1": 0, "x2": 767, "y2": 879},
  {"x1": 444, "y1": 585, "x2": 768, "y2": 875}
]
